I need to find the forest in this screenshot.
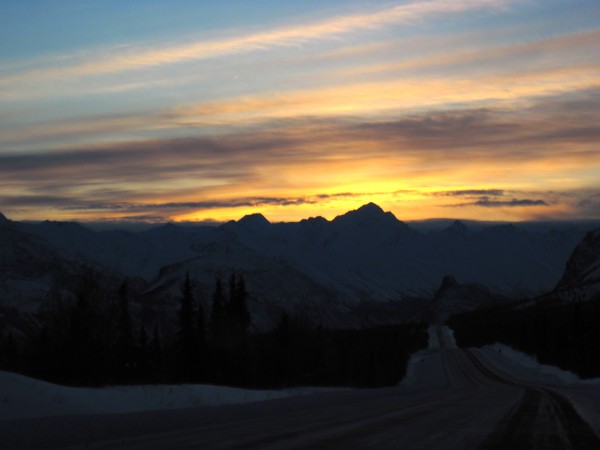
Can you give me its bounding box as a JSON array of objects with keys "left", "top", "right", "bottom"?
[
  {"left": 449, "top": 293, "right": 600, "bottom": 379},
  {"left": 0, "top": 271, "right": 428, "bottom": 388}
]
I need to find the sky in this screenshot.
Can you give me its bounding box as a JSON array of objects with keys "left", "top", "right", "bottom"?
[{"left": 1, "top": 0, "right": 599, "bottom": 224}]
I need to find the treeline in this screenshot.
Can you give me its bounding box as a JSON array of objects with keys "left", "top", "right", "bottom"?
[
  {"left": 448, "top": 294, "right": 600, "bottom": 378},
  {"left": 0, "top": 272, "right": 428, "bottom": 388}
]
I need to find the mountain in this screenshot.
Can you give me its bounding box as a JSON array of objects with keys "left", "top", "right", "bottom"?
[
  {"left": 20, "top": 220, "right": 217, "bottom": 280},
  {"left": 553, "top": 228, "right": 600, "bottom": 301},
  {"left": 442, "top": 220, "right": 469, "bottom": 237},
  {"left": 0, "top": 219, "right": 102, "bottom": 315},
  {"left": 332, "top": 202, "right": 407, "bottom": 231},
  {"left": 0, "top": 206, "right": 596, "bottom": 330},
  {"left": 143, "top": 231, "right": 345, "bottom": 331},
  {"left": 423, "top": 275, "right": 508, "bottom": 324},
  {"left": 237, "top": 213, "right": 270, "bottom": 230}
]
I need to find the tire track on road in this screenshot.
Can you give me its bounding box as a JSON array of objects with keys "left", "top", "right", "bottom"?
[{"left": 464, "top": 348, "right": 600, "bottom": 449}]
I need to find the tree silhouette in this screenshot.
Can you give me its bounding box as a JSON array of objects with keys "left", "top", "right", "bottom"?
[
  {"left": 116, "top": 281, "right": 133, "bottom": 380},
  {"left": 177, "top": 273, "right": 197, "bottom": 371},
  {"left": 232, "top": 274, "right": 251, "bottom": 337},
  {"left": 117, "top": 282, "right": 133, "bottom": 348},
  {"left": 210, "top": 275, "right": 226, "bottom": 343}
]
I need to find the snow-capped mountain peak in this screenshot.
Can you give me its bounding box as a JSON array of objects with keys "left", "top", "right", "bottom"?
[{"left": 1, "top": 205, "right": 595, "bottom": 328}]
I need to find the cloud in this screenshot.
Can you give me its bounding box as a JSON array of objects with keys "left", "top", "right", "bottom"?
[
  {"left": 1, "top": 86, "right": 599, "bottom": 222},
  {"left": 471, "top": 198, "right": 548, "bottom": 207},
  {"left": 573, "top": 192, "right": 600, "bottom": 218},
  {"left": 3, "top": 56, "right": 600, "bottom": 153},
  {"left": 59, "top": 196, "right": 316, "bottom": 212},
  {"left": 0, "top": 191, "right": 334, "bottom": 212},
  {"left": 0, "top": 0, "right": 512, "bottom": 87},
  {"left": 0, "top": 189, "right": 393, "bottom": 221},
  {"left": 446, "top": 197, "right": 548, "bottom": 208},
  {"left": 336, "top": 29, "right": 600, "bottom": 80},
  {"left": 0, "top": 92, "right": 597, "bottom": 196},
  {"left": 0, "top": 195, "right": 74, "bottom": 207},
  {"left": 434, "top": 189, "right": 549, "bottom": 208},
  {"left": 434, "top": 189, "right": 505, "bottom": 197}
]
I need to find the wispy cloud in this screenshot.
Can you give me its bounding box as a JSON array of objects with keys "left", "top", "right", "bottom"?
[
  {"left": 0, "top": 0, "right": 512, "bottom": 87},
  {"left": 1, "top": 88, "right": 598, "bottom": 190},
  {"left": 451, "top": 197, "right": 548, "bottom": 207},
  {"left": 9, "top": 64, "right": 595, "bottom": 152},
  {"left": 2, "top": 84, "right": 599, "bottom": 222},
  {"left": 434, "top": 189, "right": 505, "bottom": 197},
  {"left": 0, "top": 192, "right": 380, "bottom": 222}
]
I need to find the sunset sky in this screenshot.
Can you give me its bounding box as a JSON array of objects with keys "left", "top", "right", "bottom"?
[{"left": 1, "top": 0, "right": 599, "bottom": 224}]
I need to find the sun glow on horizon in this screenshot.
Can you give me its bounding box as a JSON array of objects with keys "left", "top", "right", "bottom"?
[{"left": 1, "top": 1, "right": 599, "bottom": 223}]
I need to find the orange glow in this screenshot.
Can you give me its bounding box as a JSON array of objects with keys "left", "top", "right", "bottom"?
[
  {"left": 2, "top": 1, "right": 599, "bottom": 224},
  {"left": 175, "top": 70, "right": 600, "bottom": 127}
]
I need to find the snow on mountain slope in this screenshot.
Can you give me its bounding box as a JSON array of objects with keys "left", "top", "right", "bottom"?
[
  {"left": 0, "top": 220, "right": 90, "bottom": 312},
  {"left": 554, "top": 227, "right": 600, "bottom": 301},
  {"left": 423, "top": 275, "right": 509, "bottom": 324},
  {"left": 144, "top": 230, "right": 346, "bottom": 331},
  {"left": 21, "top": 221, "right": 217, "bottom": 280},
  {"left": 0, "top": 206, "right": 591, "bottom": 324},
  {"left": 227, "top": 204, "right": 584, "bottom": 300},
  {"left": 225, "top": 204, "right": 428, "bottom": 301}
]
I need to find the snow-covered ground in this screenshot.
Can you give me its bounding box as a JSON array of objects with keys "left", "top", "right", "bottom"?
[
  {"left": 2, "top": 327, "right": 600, "bottom": 449},
  {"left": 0, "top": 326, "right": 448, "bottom": 422},
  {"left": 3, "top": 326, "right": 595, "bottom": 422},
  {"left": 476, "top": 343, "right": 600, "bottom": 387},
  {"left": 0, "top": 371, "right": 339, "bottom": 421},
  {"left": 473, "top": 342, "right": 600, "bottom": 434}
]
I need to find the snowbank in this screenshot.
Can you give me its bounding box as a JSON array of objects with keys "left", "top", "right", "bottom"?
[
  {"left": 476, "top": 344, "right": 600, "bottom": 387},
  {"left": 0, "top": 371, "right": 337, "bottom": 421},
  {"left": 475, "top": 343, "right": 600, "bottom": 433}
]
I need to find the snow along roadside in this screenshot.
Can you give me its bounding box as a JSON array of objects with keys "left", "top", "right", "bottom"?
[{"left": 0, "top": 371, "right": 341, "bottom": 421}]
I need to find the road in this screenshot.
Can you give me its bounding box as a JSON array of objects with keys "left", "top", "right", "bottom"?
[{"left": 3, "top": 327, "right": 600, "bottom": 449}]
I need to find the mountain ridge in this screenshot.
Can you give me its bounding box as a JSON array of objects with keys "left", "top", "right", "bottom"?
[{"left": 1, "top": 204, "right": 597, "bottom": 330}]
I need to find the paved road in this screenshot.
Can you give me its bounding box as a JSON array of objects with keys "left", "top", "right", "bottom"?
[{"left": 3, "top": 327, "right": 599, "bottom": 449}]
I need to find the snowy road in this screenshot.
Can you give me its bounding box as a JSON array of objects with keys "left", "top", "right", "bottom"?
[{"left": 3, "top": 327, "right": 600, "bottom": 449}]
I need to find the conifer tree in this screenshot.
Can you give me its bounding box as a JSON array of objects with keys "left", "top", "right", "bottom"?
[
  {"left": 151, "top": 323, "right": 163, "bottom": 380},
  {"left": 197, "top": 299, "right": 206, "bottom": 349},
  {"left": 210, "top": 275, "right": 226, "bottom": 342},
  {"left": 152, "top": 324, "right": 161, "bottom": 354},
  {"left": 117, "top": 281, "right": 133, "bottom": 352},
  {"left": 177, "top": 273, "right": 198, "bottom": 380},
  {"left": 5, "top": 331, "right": 17, "bottom": 371},
  {"left": 139, "top": 324, "right": 148, "bottom": 349},
  {"left": 234, "top": 274, "right": 251, "bottom": 334},
  {"left": 178, "top": 273, "right": 196, "bottom": 352}
]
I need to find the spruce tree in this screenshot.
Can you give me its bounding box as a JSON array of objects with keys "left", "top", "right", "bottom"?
[
  {"left": 234, "top": 274, "right": 251, "bottom": 335},
  {"left": 139, "top": 324, "right": 148, "bottom": 349},
  {"left": 117, "top": 282, "right": 133, "bottom": 352},
  {"left": 210, "top": 275, "right": 226, "bottom": 343},
  {"left": 197, "top": 299, "right": 206, "bottom": 349},
  {"left": 177, "top": 273, "right": 198, "bottom": 380},
  {"left": 151, "top": 324, "right": 163, "bottom": 381},
  {"left": 178, "top": 273, "right": 196, "bottom": 352},
  {"left": 5, "top": 331, "right": 17, "bottom": 371},
  {"left": 152, "top": 323, "right": 161, "bottom": 355}
]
